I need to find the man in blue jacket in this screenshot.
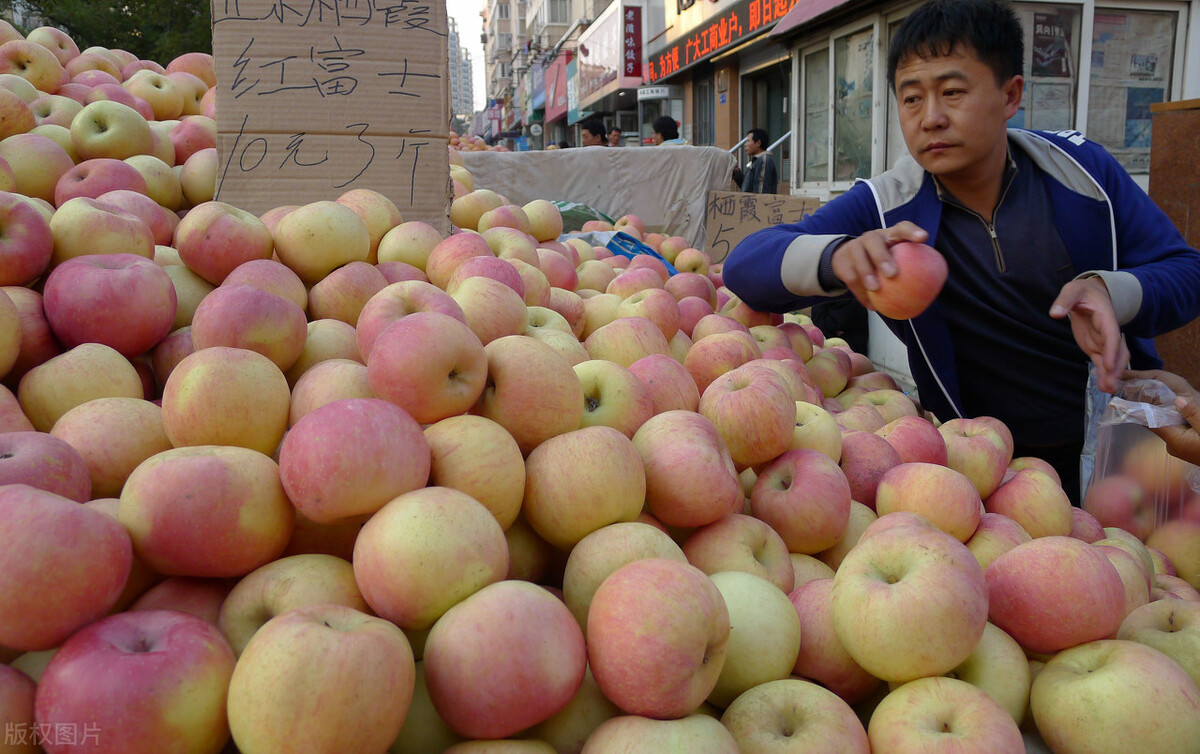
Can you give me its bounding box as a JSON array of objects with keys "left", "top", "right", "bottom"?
[{"left": 723, "top": 0, "right": 1200, "bottom": 502}]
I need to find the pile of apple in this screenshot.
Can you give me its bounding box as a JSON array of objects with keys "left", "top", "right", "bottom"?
[
  {"left": 449, "top": 132, "right": 507, "bottom": 154},
  {"left": 2, "top": 18, "right": 1200, "bottom": 754}
]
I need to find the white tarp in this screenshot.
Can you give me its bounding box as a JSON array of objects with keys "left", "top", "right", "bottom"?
[{"left": 459, "top": 146, "right": 737, "bottom": 250}]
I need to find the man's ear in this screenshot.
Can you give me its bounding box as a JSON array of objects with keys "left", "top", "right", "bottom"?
[{"left": 1002, "top": 74, "right": 1025, "bottom": 118}]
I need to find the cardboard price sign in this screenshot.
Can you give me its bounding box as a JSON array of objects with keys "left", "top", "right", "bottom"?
[
  {"left": 210, "top": 1, "right": 451, "bottom": 231},
  {"left": 704, "top": 191, "right": 820, "bottom": 262}
]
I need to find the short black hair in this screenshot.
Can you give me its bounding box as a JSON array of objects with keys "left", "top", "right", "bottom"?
[
  {"left": 556, "top": 140, "right": 571, "bottom": 149},
  {"left": 653, "top": 116, "right": 679, "bottom": 140},
  {"left": 887, "top": 0, "right": 1024, "bottom": 91},
  {"left": 581, "top": 119, "right": 606, "bottom": 139},
  {"left": 609, "top": 126, "right": 621, "bottom": 134},
  {"left": 747, "top": 128, "right": 769, "bottom": 147}
]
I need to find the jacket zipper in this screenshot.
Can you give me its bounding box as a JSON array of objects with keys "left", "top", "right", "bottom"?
[
  {"left": 961, "top": 174, "right": 1014, "bottom": 273},
  {"left": 986, "top": 223, "right": 1004, "bottom": 273}
]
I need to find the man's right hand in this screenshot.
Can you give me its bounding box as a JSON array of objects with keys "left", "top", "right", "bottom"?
[{"left": 831, "top": 222, "right": 930, "bottom": 308}]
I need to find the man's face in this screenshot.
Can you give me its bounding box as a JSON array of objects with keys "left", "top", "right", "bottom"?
[
  {"left": 746, "top": 134, "right": 762, "bottom": 156},
  {"left": 608, "top": 130, "right": 621, "bottom": 146},
  {"left": 581, "top": 129, "right": 603, "bottom": 147},
  {"left": 894, "top": 45, "right": 1023, "bottom": 184},
  {"left": 651, "top": 131, "right": 664, "bottom": 145}
]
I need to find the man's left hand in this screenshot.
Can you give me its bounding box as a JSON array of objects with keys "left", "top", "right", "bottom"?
[{"left": 1050, "top": 276, "right": 1129, "bottom": 393}]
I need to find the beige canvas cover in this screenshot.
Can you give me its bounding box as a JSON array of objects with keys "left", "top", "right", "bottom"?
[{"left": 459, "top": 146, "right": 737, "bottom": 250}]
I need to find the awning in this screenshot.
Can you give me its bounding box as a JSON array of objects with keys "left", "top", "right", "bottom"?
[{"left": 770, "top": 0, "right": 855, "bottom": 38}]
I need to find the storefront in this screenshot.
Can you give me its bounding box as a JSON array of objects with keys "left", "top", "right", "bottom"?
[
  {"left": 642, "top": 0, "right": 803, "bottom": 185},
  {"left": 543, "top": 51, "right": 572, "bottom": 147},
  {"left": 526, "top": 60, "right": 547, "bottom": 150},
  {"left": 576, "top": 2, "right": 645, "bottom": 143},
  {"left": 773, "top": 0, "right": 1199, "bottom": 194},
  {"left": 636, "top": 85, "right": 685, "bottom": 144}
]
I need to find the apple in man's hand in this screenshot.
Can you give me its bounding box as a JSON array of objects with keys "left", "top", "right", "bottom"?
[{"left": 866, "top": 241, "right": 948, "bottom": 320}]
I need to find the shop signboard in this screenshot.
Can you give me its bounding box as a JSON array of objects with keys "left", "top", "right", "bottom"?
[
  {"left": 544, "top": 52, "right": 570, "bottom": 122},
  {"left": 645, "top": 0, "right": 800, "bottom": 84},
  {"left": 578, "top": 2, "right": 643, "bottom": 108}
]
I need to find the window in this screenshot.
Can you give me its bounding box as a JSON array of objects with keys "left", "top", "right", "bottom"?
[
  {"left": 1086, "top": 8, "right": 1176, "bottom": 173},
  {"left": 800, "top": 25, "right": 875, "bottom": 185},
  {"left": 833, "top": 27, "right": 874, "bottom": 181},
  {"left": 499, "top": 33, "right": 512, "bottom": 50},
  {"left": 803, "top": 48, "right": 830, "bottom": 182},
  {"left": 549, "top": 0, "right": 569, "bottom": 24},
  {"left": 801, "top": 25, "right": 878, "bottom": 186},
  {"left": 694, "top": 74, "right": 715, "bottom": 146},
  {"left": 1011, "top": 4, "right": 1081, "bottom": 133},
  {"left": 498, "top": 3, "right": 510, "bottom": 20}
]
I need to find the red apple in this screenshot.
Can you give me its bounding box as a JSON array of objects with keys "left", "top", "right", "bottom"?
[
  {"left": 939, "top": 417, "right": 1012, "bottom": 499},
  {"left": 788, "top": 578, "right": 882, "bottom": 704},
  {"left": 425, "top": 580, "right": 586, "bottom": 739},
  {"left": 985, "top": 536, "right": 1126, "bottom": 653},
  {"left": 0, "top": 484, "right": 132, "bottom": 651},
  {"left": 279, "top": 398, "right": 430, "bottom": 524},
  {"left": 0, "top": 431, "right": 90, "bottom": 501},
  {"left": 0, "top": 190, "right": 54, "bottom": 286},
  {"left": 586, "top": 558, "right": 730, "bottom": 719},
  {"left": 174, "top": 201, "right": 275, "bottom": 285},
  {"left": 42, "top": 253, "right": 176, "bottom": 358},
  {"left": 753, "top": 449, "right": 852, "bottom": 554},
  {"left": 683, "top": 513, "right": 795, "bottom": 593},
  {"left": 875, "top": 462, "right": 982, "bottom": 542},
  {"left": 633, "top": 410, "right": 742, "bottom": 529},
  {"left": 189, "top": 284, "right": 308, "bottom": 372},
  {"left": 832, "top": 525, "right": 988, "bottom": 683},
  {"left": 34, "top": 610, "right": 235, "bottom": 754},
  {"left": 355, "top": 280, "right": 466, "bottom": 361},
  {"left": 865, "top": 241, "right": 948, "bottom": 319},
  {"left": 839, "top": 430, "right": 903, "bottom": 510}
]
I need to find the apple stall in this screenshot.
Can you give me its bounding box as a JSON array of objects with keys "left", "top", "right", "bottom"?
[{"left": 1, "top": 4, "right": 1200, "bottom": 754}]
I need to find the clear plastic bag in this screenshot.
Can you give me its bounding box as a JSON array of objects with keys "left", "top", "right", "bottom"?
[
  {"left": 1083, "top": 371, "right": 1199, "bottom": 539},
  {"left": 1099, "top": 378, "right": 1188, "bottom": 429}
]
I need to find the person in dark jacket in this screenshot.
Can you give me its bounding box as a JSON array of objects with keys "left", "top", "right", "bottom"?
[
  {"left": 722, "top": 0, "right": 1200, "bottom": 502},
  {"left": 580, "top": 119, "right": 607, "bottom": 147},
  {"left": 652, "top": 116, "right": 687, "bottom": 145},
  {"left": 740, "top": 128, "right": 779, "bottom": 193}
]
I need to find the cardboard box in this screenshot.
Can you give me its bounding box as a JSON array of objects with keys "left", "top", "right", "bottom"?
[
  {"left": 703, "top": 191, "right": 820, "bottom": 262},
  {"left": 210, "top": 1, "right": 451, "bottom": 231}
]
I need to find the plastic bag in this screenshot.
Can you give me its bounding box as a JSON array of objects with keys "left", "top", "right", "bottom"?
[
  {"left": 1083, "top": 371, "right": 1199, "bottom": 534},
  {"left": 550, "top": 201, "right": 616, "bottom": 234},
  {"left": 558, "top": 231, "right": 680, "bottom": 276},
  {"left": 1099, "top": 378, "right": 1188, "bottom": 429}
]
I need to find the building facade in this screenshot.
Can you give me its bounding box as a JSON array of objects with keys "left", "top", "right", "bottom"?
[
  {"left": 449, "top": 18, "right": 476, "bottom": 134},
  {"left": 481, "top": 0, "right": 1199, "bottom": 195},
  {"left": 483, "top": 0, "right": 529, "bottom": 143},
  {"left": 772, "top": 0, "right": 1200, "bottom": 197}
]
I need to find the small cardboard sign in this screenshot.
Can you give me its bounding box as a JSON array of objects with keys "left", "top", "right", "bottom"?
[
  {"left": 703, "top": 191, "right": 821, "bottom": 262},
  {"left": 210, "top": 1, "right": 451, "bottom": 231}
]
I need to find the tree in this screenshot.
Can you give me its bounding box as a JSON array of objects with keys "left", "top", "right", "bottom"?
[{"left": 2, "top": 0, "right": 211, "bottom": 66}]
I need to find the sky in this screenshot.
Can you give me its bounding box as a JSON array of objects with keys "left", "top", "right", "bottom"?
[{"left": 449, "top": 0, "right": 489, "bottom": 113}]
